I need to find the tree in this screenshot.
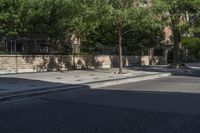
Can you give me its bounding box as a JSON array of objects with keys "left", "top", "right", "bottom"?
[
  {"left": 70, "top": 0, "right": 168, "bottom": 73},
  {"left": 100, "top": 0, "right": 168, "bottom": 73},
  {"left": 96, "top": 0, "right": 132, "bottom": 73},
  {"left": 0, "top": 0, "right": 25, "bottom": 37},
  {"left": 182, "top": 37, "right": 200, "bottom": 62},
  {"left": 190, "top": 12, "right": 200, "bottom": 37},
  {"left": 70, "top": 0, "right": 138, "bottom": 73},
  {"left": 162, "top": 0, "right": 200, "bottom": 67},
  {"left": 69, "top": 0, "right": 106, "bottom": 42}
]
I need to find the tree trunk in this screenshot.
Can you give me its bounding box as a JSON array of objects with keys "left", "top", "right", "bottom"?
[
  {"left": 118, "top": 26, "right": 123, "bottom": 74},
  {"left": 198, "top": 51, "right": 200, "bottom": 62},
  {"left": 173, "top": 31, "right": 181, "bottom": 65},
  {"left": 172, "top": 20, "right": 182, "bottom": 67}
]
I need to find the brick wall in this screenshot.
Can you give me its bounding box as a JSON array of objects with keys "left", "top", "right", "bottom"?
[{"left": 0, "top": 55, "right": 166, "bottom": 74}]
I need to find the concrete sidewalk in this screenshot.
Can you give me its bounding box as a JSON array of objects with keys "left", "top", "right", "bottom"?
[{"left": 0, "top": 68, "right": 171, "bottom": 103}]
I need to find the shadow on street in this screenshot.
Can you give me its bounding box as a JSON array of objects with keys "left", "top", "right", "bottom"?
[{"left": 0, "top": 73, "right": 200, "bottom": 133}]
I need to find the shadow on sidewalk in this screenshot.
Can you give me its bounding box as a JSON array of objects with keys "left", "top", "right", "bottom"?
[{"left": 0, "top": 77, "right": 90, "bottom": 100}]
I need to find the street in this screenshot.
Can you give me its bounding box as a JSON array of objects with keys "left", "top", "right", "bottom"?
[
  {"left": 0, "top": 75, "right": 200, "bottom": 133},
  {"left": 1, "top": 0, "right": 200, "bottom": 132}
]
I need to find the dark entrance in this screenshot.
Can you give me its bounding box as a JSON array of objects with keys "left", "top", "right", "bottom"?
[{"left": 167, "top": 50, "right": 173, "bottom": 64}]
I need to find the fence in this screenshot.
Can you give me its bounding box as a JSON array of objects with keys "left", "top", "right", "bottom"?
[
  {"left": 0, "top": 37, "right": 168, "bottom": 74},
  {"left": 0, "top": 37, "right": 153, "bottom": 56}
]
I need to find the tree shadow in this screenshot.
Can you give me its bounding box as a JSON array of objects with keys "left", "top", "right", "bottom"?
[
  {"left": 109, "top": 55, "right": 141, "bottom": 68},
  {"left": 20, "top": 54, "right": 104, "bottom": 72},
  {"left": 21, "top": 55, "right": 74, "bottom": 72}
]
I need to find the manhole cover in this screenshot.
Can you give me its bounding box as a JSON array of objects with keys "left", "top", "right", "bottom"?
[
  {"left": 93, "top": 78, "right": 99, "bottom": 80},
  {"left": 76, "top": 80, "right": 82, "bottom": 81}
]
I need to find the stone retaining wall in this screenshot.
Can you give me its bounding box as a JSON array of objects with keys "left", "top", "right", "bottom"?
[{"left": 0, "top": 55, "right": 166, "bottom": 74}]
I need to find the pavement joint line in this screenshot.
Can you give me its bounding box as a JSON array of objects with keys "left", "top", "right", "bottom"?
[{"left": 0, "top": 72, "right": 171, "bottom": 104}]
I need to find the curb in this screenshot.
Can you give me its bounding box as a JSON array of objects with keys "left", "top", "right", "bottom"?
[
  {"left": 86, "top": 73, "right": 171, "bottom": 88},
  {"left": 0, "top": 86, "right": 84, "bottom": 104},
  {"left": 0, "top": 73, "right": 171, "bottom": 104}
]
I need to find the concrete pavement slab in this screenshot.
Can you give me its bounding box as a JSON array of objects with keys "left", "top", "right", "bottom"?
[{"left": 0, "top": 69, "right": 171, "bottom": 103}]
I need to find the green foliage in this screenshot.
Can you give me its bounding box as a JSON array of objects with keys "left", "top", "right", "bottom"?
[
  {"left": 182, "top": 37, "right": 200, "bottom": 49},
  {"left": 77, "top": 0, "right": 168, "bottom": 55},
  {"left": 182, "top": 37, "right": 200, "bottom": 62},
  {"left": 164, "top": 0, "right": 200, "bottom": 33},
  {"left": 24, "top": 0, "right": 73, "bottom": 39},
  {"left": 191, "top": 12, "right": 200, "bottom": 36},
  {"left": 0, "top": 0, "right": 72, "bottom": 39},
  {"left": 0, "top": 0, "right": 23, "bottom": 36},
  {"left": 69, "top": 0, "right": 106, "bottom": 36},
  {"left": 152, "top": 0, "right": 200, "bottom": 64},
  {"left": 1, "top": 0, "right": 200, "bottom": 58}
]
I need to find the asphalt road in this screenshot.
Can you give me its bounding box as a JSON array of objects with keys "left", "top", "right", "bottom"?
[{"left": 0, "top": 75, "right": 200, "bottom": 133}]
